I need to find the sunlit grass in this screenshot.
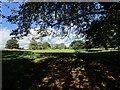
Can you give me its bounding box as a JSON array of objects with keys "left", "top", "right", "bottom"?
[
  {"left": 1, "top": 48, "right": 119, "bottom": 53},
  {"left": 32, "top": 49, "right": 76, "bottom": 53}
]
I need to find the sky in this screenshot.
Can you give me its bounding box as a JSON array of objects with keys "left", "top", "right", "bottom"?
[
  {"left": 0, "top": 2, "right": 83, "bottom": 49},
  {"left": 2, "top": 2, "right": 22, "bottom": 30}
]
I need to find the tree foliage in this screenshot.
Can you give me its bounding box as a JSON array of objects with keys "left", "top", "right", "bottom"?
[
  {"left": 5, "top": 38, "right": 19, "bottom": 49},
  {"left": 3, "top": 2, "right": 120, "bottom": 49},
  {"left": 51, "top": 43, "right": 67, "bottom": 49},
  {"left": 83, "top": 3, "right": 120, "bottom": 49},
  {"left": 29, "top": 40, "right": 38, "bottom": 50},
  {"left": 29, "top": 41, "right": 51, "bottom": 50},
  {"left": 41, "top": 42, "right": 51, "bottom": 49},
  {"left": 4, "top": 2, "right": 109, "bottom": 37},
  {"left": 70, "top": 40, "right": 85, "bottom": 50}
]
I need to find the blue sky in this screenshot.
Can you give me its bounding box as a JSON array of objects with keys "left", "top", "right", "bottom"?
[
  {"left": 0, "top": 2, "right": 84, "bottom": 49},
  {"left": 1, "top": 2, "right": 72, "bottom": 49},
  {"left": 2, "top": 2, "right": 22, "bottom": 31},
  {"left": 0, "top": 2, "right": 30, "bottom": 49}
]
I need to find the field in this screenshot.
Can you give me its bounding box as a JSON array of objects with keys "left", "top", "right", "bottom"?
[{"left": 2, "top": 49, "right": 120, "bottom": 89}]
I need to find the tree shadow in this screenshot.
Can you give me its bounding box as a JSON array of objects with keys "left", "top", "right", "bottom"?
[{"left": 2, "top": 51, "right": 120, "bottom": 89}]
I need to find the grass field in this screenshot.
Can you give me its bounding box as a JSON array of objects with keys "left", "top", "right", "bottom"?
[
  {"left": 1, "top": 49, "right": 81, "bottom": 53},
  {"left": 1, "top": 48, "right": 119, "bottom": 53},
  {"left": 2, "top": 49, "right": 120, "bottom": 89}
]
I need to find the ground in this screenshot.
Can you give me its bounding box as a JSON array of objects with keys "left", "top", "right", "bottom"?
[{"left": 2, "top": 49, "right": 120, "bottom": 89}]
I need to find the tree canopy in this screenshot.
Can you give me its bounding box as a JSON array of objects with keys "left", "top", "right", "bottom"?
[
  {"left": 70, "top": 40, "right": 85, "bottom": 50},
  {"left": 29, "top": 41, "right": 51, "bottom": 50},
  {"left": 41, "top": 42, "right": 51, "bottom": 49},
  {"left": 3, "top": 2, "right": 120, "bottom": 49},
  {"left": 5, "top": 38, "right": 19, "bottom": 49},
  {"left": 29, "top": 40, "right": 38, "bottom": 50},
  {"left": 51, "top": 43, "right": 67, "bottom": 49}
]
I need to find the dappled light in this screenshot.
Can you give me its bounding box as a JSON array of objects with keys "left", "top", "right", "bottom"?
[
  {"left": 2, "top": 51, "right": 120, "bottom": 89},
  {"left": 2, "top": 2, "right": 120, "bottom": 89}
]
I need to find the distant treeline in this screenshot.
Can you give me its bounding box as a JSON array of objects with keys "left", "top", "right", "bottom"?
[{"left": 5, "top": 38, "right": 119, "bottom": 50}]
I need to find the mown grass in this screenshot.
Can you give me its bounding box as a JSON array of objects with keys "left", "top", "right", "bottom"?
[
  {"left": 2, "top": 51, "right": 44, "bottom": 60},
  {"left": 1, "top": 49, "right": 77, "bottom": 53},
  {"left": 1, "top": 48, "right": 119, "bottom": 53},
  {"left": 2, "top": 49, "right": 120, "bottom": 89}
]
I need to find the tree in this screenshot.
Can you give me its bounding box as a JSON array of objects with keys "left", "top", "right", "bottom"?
[
  {"left": 29, "top": 40, "right": 38, "bottom": 50},
  {"left": 37, "top": 45, "right": 43, "bottom": 50},
  {"left": 70, "top": 40, "right": 85, "bottom": 50},
  {"left": 83, "top": 3, "right": 120, "bottom": 50},
  {"left": 29, "top": 41, "right": 51, "bottom": 50},
  {"left": 59, "top": 43, "right": 67, "bottom": 49},
  {"left": 41, "top": 42, "right": 51, "bottom": 49},
  {"left": 84, "top": 41, "right": 92, "bottom": 50},
  {"left": 54, "top": 44, "right": 61, "bottom": 49},
  {"left": 3, "top": 2, "right": 114, "bottom": 37},
  {"left": 83, "top": 20, "right": 117, "bottom": 50},
  {"left": 51, "top": 43, "right": 66, "bottom": 49},
  {"left": 5, "top": 38, "right": 19, "bottom": 49},
  {"left": 3, "top": 2, "right": 120, "bottom": 49}
]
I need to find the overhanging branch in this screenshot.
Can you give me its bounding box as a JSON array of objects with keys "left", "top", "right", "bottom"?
[{"left": 46, "top": 11, "right": 107, "bottom": 27}]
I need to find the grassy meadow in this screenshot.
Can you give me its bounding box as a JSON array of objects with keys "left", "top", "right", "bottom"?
[{"left": 2, "top": 49, "right": 120, "bottom": 89}]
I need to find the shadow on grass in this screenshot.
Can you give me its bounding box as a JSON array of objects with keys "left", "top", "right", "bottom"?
[
  {"left": 2, "top": 51, "right": 31, "bottom": 58},
  {"left": 2, "top": 51, "right": 120, "bottom": 89}
]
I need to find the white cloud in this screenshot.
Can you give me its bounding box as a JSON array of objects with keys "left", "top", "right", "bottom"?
[
  {"left": 18, "top": 37, "right": 30, "bottom": 49},
  {"left": 0, "top": 27, "right": 30, "bottom": 49},
  {"left": 0, "top": 27, "right": 11, "bottom": 49},
  {"left": 28, "top": 27, "right": 84, "bottom": 47},
  {"left": 0, "top": 27, "right": 84, "bottom": 49}
]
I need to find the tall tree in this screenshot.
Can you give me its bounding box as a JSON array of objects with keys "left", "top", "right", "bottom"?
[
  {"left": 41, "top": 42, "right": 51, "bottom": 49},
  {"left": 70, "top": 40, "right": 85, "bottom": 50},
  {"left": 5, "top": 38, "right": 19, "bottom": 49},
  {"left": 83, "top": 3, "right": 120, "bottom": 50},
  {"left": 83, "top": 19, "right": 117, "bottom": 50},
  {"left": 3, "top": 2, "right": 120, "bottom": 49},
  {"left": 59, "top": 43, "right": 67, "bottom": 49},
  {"left": 3, "top": 2, "right": 113, "bottom": 38},
  {"left": 29, "top": 40, "right": 38, "bottom": 50}
]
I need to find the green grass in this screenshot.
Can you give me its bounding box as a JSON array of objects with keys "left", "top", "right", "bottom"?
[
  {"left": 32, "top": 49, "right": 76, "bottom": 53},
  {"left": 1, "top": 48, "right": 119, "bottom": 53},
  {"left": 2, "top": 50, "right": 120, "bottom": 89},
  {"left": 2, "top": 51, "right": 44, "bottom": 60}
]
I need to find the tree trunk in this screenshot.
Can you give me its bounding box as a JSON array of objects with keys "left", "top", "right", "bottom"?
[
  {"left": 105, "top": 46, "right": 108, "bottom": 50},
  {"left": 104, "top": 41, "right": 108, "bottom": 50}
]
